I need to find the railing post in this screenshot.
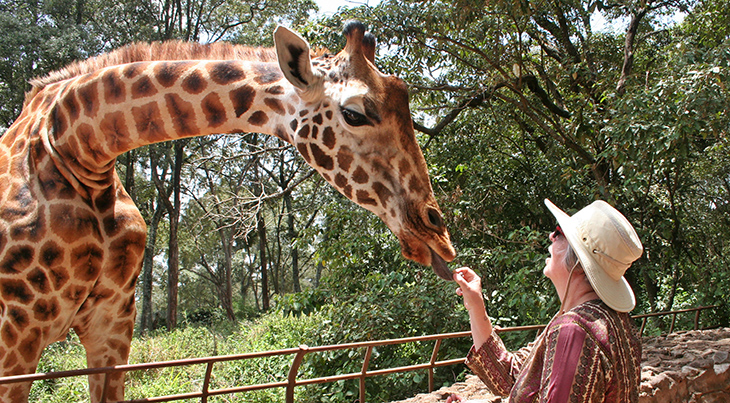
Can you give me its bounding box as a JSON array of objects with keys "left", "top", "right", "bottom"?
[
  {"left": 286, "top": 345, "right": 309, "bottom": 403},
  {"left": 694, "top": 309, "right": 701, "bottom": 330},
  {"left": 200, "top": 361, "right": 215, "bottom": 403},
  {"left": 101, "top": 373, "right": 109, "bottom": 403},
  {"left": 429, "top": 339, "right": 442, "bottom": 392},
  {"left": 670, "top": 313, "right": 677, "bottom": 334},
  {"left": 360, "top": 346, "right": 373, "bottom": 403}
]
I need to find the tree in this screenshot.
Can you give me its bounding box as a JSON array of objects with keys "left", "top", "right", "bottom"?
[{"left": 315, "top": 0, "right": 728, "bottom": 325}]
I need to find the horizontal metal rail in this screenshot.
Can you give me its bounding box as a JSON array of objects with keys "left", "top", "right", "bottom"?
[{"left": 0, "top": 305, "right": 718, "bottom": 403}]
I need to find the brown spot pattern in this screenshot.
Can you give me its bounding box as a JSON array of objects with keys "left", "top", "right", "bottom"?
[
  {"left": 342, "top": 184, "right": 353, "bottom": 199},
  {"left": 78, "top": 81, "right": 99, "bottom": 117},
  {"left": 32, "top": 298, "right": 60, "bottom": 321},
  {"left": 70, "top": 243, "right": 103, "bottom": 282},
  {"left": 76, "top": 124, "right": 110, "bottom": 164},
  {"left": 334, "top": 173, "right": 348, "bottom": 188},
  {"left": 26, "top": 268, "right": 50, "bottom": 293},
  {"left": 165, "top": 94, "right": 199, "bottom": 137},
  {"left": 356, "top": 190, "right": 377, "bottom": 206},
  {"left": 310, "top": 144, "right": 333, "bottom": 170},
  {"left": 409, "top": 176, "right": 424, "bottom": 195},
  {"left": 10, "top": 212, "right": 46, "bottom": 242},
  {"left": 62, "top": 285, "right": 87, "bottom": 305},
  {"left": 132, "top": 102, "right": 168, "bottom": 143},
  {"left": 248, "top": 111, "right": 268, "bottom": 126},
  {"left": 63, "top": 92, "right": 80, "bottom": 123},
  {"left": 122, "top": 63, "right": 141, "bottom": 79},
  {"left": 202, "top": 93, "right": 227, "bottom": 127},
  {"left": 102, "top": 71, "right": 126, "bottom": 104},
  {"left": 253, "top": 63, "right": 283, "bottom": 84},
  {"left": 398, "top": 158, "right": 412, "bottom": 176},
  {"left": 49, "top": 204, "right": 100, "bottom": 244},
  {"left": 155, "top": 62, "right": 187, "bottom": 87},
  {"left": 0, "top": 280, "right": 33, "bottom": 304},
  {"left": 210, "top": 62, "right": 245, "bottom": 84},
  {"left": 352, "top": 166, "right": 369, "bottom": 184},
  {"left": 0, "top": 245, "right": 34, "bottom": 274},
  {"left": 373, "top": 182, "right": 394, "bottom": 210},
  {"left": 337, "top": 147, "right": 354, "bottom": 172},
  {"left": 230, "top": 85, "right": 255, "bottom": 117},
  {"left": 182, "top": 70, "right": 207, "bottom": 94},
  {"left": 18, "top": 327, "right": 41, "bottom": 362},
  {"left": 2, "top": 323, "right": 17, "bottom": 347},
  {"left": 322, "top": 127, "right": 335, "bottom": 149},
  {"left": 51, "top": 107, "right": 67, "bottom": 141},
  {"left": 298, "top": 125, "right": 310, "bottom": 139},
  {"left": 265, "top": 85, "right": 284, "bottom": 95},
  {"left": 100, "top": 111, "right": 133, "bottom": 154},
  {"left": 264, "top": 98, "right": 285, "bottom": 115},
  {"left": 131, "top": 76, "right": 158, "bottom": 99},
  {"left": 296, "top": 143, "right": 311, "bottom": 164},
  {"left": 8, "top": 307, "right": 28, "bottom": 331}
]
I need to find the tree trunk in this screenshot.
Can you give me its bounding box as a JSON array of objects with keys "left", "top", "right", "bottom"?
[
  {"left": 257, "top": 210, "right": 269, "bottom": 311},
  {"left": 220, "top": 228, "right": 235, "bottom": 320},
  {"left": 123, "top": 150, "right": 136, "bottom": 203},
  {"left": 285, "top": 193, "right": 301, "bottom": 293},
  {"left": 166, "top": 141, "right": 185, "bottom": 331},
  {"left": 140, "top": 198, "right": 166, "bottom": 334}
]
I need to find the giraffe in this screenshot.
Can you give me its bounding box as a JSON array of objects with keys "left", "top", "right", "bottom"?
[{"left": 0, "top": 21, "right": 455, "bottom": 402}]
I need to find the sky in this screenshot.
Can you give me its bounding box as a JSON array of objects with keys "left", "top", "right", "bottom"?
[{"left": 314, "top": 0, "right": 381, "bottom": 17}]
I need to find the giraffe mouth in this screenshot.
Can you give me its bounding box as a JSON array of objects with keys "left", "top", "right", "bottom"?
[{"left": 430, "top": 249, "right": 453, "bottom": 281}]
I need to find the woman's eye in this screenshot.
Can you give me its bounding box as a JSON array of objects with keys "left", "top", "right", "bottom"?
[{"left": 341, "top": 108, "right": 369, "bottom": 127}]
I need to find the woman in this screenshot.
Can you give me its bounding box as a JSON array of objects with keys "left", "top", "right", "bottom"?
[{"left": 451, "top": 199, "right": 643, "bottom": 402}]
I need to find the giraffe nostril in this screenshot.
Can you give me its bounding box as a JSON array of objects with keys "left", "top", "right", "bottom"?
[{"left": 427, "top": 208, "right": 444, "bottom": 229}]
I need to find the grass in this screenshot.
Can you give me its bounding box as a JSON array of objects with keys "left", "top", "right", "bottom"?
[{"left": 29, "top": 312, "right": 320, "bottom": 402}]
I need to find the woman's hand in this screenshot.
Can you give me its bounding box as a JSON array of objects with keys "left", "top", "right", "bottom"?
[
  {"left": 454, "top": 267, "right": 485, "bottom": 313},
  {"left": 454, "top": 267, "right": 493, "bottom": 348}
]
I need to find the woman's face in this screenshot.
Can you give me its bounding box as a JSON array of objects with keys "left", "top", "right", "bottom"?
[{"left": 544, "top": 227, "right": 571, "bottom": 286}]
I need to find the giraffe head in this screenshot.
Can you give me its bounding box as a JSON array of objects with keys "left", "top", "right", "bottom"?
[{"left": 274, "top": 22, "right": 456, "bottom": 279}]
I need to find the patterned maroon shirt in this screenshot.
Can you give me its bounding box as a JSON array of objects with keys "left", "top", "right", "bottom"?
[{"left": 465, "top": 300, "right": 641, "bottom": 402}]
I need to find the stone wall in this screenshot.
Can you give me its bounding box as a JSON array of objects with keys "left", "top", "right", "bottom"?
[
  {"left": 640, "top": 328, "right": 730, "bottom": 403},
  {"left": 394, "top": 327, "right": 730, "bottom": 403}
]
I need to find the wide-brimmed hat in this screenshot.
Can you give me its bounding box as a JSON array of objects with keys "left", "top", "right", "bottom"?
[{"left": 544, "top": 199, "right": 643, "bottom": 312}]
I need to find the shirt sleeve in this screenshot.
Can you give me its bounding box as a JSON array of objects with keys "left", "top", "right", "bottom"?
[
  {"left": 464, "top": 331, "right": 535, "bottom": 396},
  {"left": 539, "top": 321, "right": 607, "bottom": 403}
]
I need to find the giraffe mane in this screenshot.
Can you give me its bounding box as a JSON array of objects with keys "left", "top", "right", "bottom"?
[{"left": 24, "top": 40, "right": 328, "bottom": 107}]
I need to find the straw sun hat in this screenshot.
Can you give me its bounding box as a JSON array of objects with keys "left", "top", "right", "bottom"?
[{"left": 544, "top": 199, "right": 643, "bottom": 313}]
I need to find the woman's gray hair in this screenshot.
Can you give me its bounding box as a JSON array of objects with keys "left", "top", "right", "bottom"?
[{"left": 564, "top": 243, "right": 581, "bottom": 271}]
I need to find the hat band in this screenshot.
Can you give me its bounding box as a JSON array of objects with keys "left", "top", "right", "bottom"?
[
  {"left": 592, "top": 248, "right": 633, "bottom": 281},
  {"left": 592, "top": 249, "right": 633, "bottom": 267}
]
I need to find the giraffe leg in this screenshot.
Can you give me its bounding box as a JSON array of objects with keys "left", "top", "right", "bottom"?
[
  {"left": 73, "top": 293, "right": 136, "bottom": 403},
  {"left": 0, "top": 305, "right": 47, "bottom": 403}
]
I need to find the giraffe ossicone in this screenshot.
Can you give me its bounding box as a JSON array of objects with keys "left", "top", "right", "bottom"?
[{"left": 0, "top": 21, "right": 455, "bottom": 402}]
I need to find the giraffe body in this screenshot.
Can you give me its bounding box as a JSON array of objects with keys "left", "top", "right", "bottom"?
[{"left": 0, "top": 22, "right": 455, "bottom": 402}]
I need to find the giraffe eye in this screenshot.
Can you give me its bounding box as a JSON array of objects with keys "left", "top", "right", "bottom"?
[{"left": 341, "top": 107, "right": 369, "bottom": 127}]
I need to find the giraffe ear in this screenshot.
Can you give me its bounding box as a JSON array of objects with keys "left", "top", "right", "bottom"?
[{"left": 274, "top": 25, "right": 316, "bottom": 91}]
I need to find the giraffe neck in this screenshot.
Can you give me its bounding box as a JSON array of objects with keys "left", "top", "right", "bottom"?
[{"left": 37, "top": 59, "right": 311, "bottom": 193}]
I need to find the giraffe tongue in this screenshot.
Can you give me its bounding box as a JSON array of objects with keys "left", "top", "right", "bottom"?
[{"left": 430, "top": 249, "right": 453, "bottom": 281}]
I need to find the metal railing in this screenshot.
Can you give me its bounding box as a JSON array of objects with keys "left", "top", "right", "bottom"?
[
  {"left": 633, "top": 305, "right": 720, "bottom": 336},
  {"left": 0, "top": 305, "right": 719, "bottom": 403}
]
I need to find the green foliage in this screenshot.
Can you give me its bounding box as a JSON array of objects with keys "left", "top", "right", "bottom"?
[
  {"left": 32, "top": 314, "right": 321, "bottom": 402},
  {"left": 6, "top": 0, "right": 730, "bottom": 401},
  {"left": 30, "top": 333, "right": 88, "bottom": 402}
]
